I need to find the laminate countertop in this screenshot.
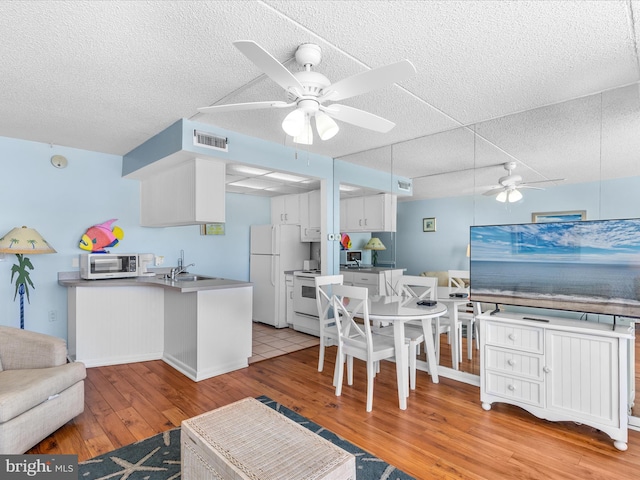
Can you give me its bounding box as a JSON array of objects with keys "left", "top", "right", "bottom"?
[{"left": 57, "top": 271, "right": 251, "bottom": 293}]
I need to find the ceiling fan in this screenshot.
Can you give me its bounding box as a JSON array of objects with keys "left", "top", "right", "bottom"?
[
  {"left": 483, "top": 162, "right": 565, "bottom": 203},
  {"left": 198, "top": 40, "right": 416, "bottom": 145}
]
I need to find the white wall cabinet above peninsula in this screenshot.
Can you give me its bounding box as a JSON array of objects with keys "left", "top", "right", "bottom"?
[
  {"left": 340, "top": 194, "right": 397, "bottom": 232},
  {"left": 140, "top": 157, "right": 225, "bottom": 227}
]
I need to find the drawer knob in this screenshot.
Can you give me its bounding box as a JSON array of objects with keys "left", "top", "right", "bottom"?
[
  {"left": 508, "top": 384, "right": 516, "bottom": 391},
  {"left": 507, "top": 359, "right": 516, "bottom": 366},
  {"left": 508, "top": 333, "right": 517, "bottom": 341}
]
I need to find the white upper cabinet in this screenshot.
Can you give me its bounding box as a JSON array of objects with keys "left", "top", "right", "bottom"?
[
  {"left": 340, "top": 194, "right": 397, "bottom": 232},
  {"left": 140, "top": 158, "right": 225, "bottom": 227},
  {"left": 300, "top": 190, "right": 321, "bottom": 242},
  {"left": 271, "top": 194, "right": 301, "bottom": 225}
]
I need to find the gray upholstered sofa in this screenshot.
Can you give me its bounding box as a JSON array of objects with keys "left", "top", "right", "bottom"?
[{"left": 0, "top": 326, "right": 86, "bottom": 453}]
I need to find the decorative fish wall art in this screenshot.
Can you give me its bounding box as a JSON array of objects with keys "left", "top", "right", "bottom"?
[{"left": 79, "top": 219, "right": 124, "bottom": 253}]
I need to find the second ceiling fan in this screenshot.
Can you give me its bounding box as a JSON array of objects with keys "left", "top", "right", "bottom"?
[
  {"left": 483, "top": 162, "right": 565, "bottom": 203},
  {"left": 198, "top": 40, "right": 416, "bottom": 145}
]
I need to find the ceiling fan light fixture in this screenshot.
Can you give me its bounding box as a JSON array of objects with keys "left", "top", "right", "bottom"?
[
  {"left": 315, "top": 111, "right": 339, "bottom": 140},
  {"left": 496, "top": 191, "right": 507, "bottom": 203},
  {"left": 282, "top": 108, "right": 305, "bottom": 136},
  {"left": 293, "top": 115, "right": 313, "bottom": 145},
  {"left": 509, "top": 189, "right": 523, "bottom": 202}
]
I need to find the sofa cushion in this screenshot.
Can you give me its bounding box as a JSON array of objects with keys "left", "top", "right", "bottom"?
[
  {"left": 0, "top": 362, "right": 86, "bottom": 423},
  {"left": 0, "top": 327, "right": 67, "bottom": 370}
]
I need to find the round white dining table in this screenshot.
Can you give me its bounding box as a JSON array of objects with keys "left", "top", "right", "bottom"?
[{"left": 367, "top": 295, "right": 448, "bottom": 410}]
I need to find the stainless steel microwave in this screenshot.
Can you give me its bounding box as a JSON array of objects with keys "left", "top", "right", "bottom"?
[{"left": 80, "top": 253, "right": 139, "bottom": 279}]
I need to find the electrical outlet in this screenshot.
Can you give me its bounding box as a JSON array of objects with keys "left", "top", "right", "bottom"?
[
  {"left": 71, "top": 257, "right": 79, "bottom": 268},
  {"left": 48, "top": 310, "right": 57, "bottom": 322},
  {"left": 155, "top": 255, "right": 164, "bottom": 266}
]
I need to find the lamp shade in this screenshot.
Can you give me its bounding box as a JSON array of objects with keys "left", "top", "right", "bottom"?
[
  {"left": 315, "top": 112, "right": 339, "bottom": 140},
  {"left": 0, "top": 226, "right": 56, "bottom": 254},
  {"left": 508, "top": 189, "right": 523, "bottom": 202},
  {"left": 282, "top": 108, "right": 305, "bottom": 137},
  {"left": 293, "top": 115, "right": 313, "bottom": 145},
  {"left": 364, "top": 237, "right": 386, "bottom": 251}
]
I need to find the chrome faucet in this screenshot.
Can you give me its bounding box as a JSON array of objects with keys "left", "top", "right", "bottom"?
[
  {"left": 170, "top": 263, "right": 195, "bottom": 280},
  {"left": 170, "top": 250, "right": 193, "bottom": 279}
]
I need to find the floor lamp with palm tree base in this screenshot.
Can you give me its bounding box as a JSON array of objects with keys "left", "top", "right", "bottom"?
[{"left": 0, "top": 226, "right": 56, "bottom": 329}]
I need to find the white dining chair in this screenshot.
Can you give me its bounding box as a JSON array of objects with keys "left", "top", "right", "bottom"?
[
  {"left": 331, "top": 284, "right": 409, "bottom": 412},
  {"left": 375, "top": 275, "right": 439, "bottom": 390},
  {"left": 314, "top": 275, "right": 344, "bottom": 376}
]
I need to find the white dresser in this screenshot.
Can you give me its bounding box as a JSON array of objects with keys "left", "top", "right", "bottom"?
[{"left": 477, "top": 312, "right": 634, "bottom": 451}]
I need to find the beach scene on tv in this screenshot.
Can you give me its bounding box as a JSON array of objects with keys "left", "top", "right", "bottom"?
[{"left": 470, "top": 218, "right": 640, "bottom": 318}]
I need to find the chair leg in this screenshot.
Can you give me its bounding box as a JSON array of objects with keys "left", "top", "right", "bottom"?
[
  {"left": 347, "top": 356, "right": 354, "bottom": 385},
  {"left": 366, "top": 359, "right": 375, "bottom": 412},
  {"left": 409, "top": 341, "right": 418, "bottom": 391},
  {"left": 318, "top": 337, "right": 325, "bottom": 372},
  {"left": 335, "top": 349, "right": 344, "bottom": 397},
  {"left": 467, "top": 322, "right": 473, "bottom": 360}
]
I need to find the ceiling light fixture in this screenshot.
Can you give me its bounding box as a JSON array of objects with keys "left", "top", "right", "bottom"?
[
  {"left": 293, "top": 113, "right": 313, "bottom": 145},
  {"left": 314, "top": 111, "right": 339, "bottom": 140},
  {"left": 496, "top": 187, "right": 523, "bottom": 203}
]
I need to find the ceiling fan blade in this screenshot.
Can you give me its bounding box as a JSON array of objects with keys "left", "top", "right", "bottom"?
[
  {"left": 233, "top": 40, "right": 304, "bottom": 94},
  {"left": 522, "top": 178, "right": 566, "bottom": 185},
  {"left": 322, "top": 104, "right": 395, "bottom": 133},
  {"left": 482, "top": 187, "right": 503, "bottom": 197},
  {"left": 518, "top": 185, "right": 544, "bottom": 191},
  {"left": 198, "top": 101, "right": 293, "bottom": 113},
  {"left": 319, "top": 59, "right": 416, "bottom": 102}
]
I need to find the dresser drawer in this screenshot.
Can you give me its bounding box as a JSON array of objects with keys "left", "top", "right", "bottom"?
[
  {"left": 351, "top": 274, "right": 378, "bottom": 286},
  {"left": 485, "top": 346, "right": 543, "bottom": 381},
  {"left": 485, "top": 372, "right": 544, "bottom": 407},
  {"left": 484, "top": 321, "right": 544, "bottom": 353}
]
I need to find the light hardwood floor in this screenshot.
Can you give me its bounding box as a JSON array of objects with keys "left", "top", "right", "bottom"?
[{"left": 28, "top": 339, "right": 640, "bottom": 479}]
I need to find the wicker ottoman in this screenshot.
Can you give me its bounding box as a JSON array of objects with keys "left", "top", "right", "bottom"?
[{"left": 181, "top": 397, "right": 356, "bottom": 480}]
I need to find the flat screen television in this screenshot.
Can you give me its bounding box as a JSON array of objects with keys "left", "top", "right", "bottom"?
[{"left": 470, "top": 218, "right": 640, "bottom": 318}]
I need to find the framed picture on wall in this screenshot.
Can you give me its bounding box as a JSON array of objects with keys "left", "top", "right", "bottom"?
[
  {"left": 200, "top": 223, "right": 225, "bottom": 235},
  {"left": 423, "top": 217, "right": 436, "bottom": 232},
  {"left": 531, "top": 210, "right": 586, "bottom": 223}
]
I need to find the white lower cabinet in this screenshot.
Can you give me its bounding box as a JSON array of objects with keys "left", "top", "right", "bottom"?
[
  {"left": 478, "top": 312, "right": 633, "bottom": 451},
  {"left": 341, "top": 269, "right": 403, "bottom": 296}
]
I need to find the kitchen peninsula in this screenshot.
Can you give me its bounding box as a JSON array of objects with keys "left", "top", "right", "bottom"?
[{"left": 59, "top": 273, "right": 252, "bottom": 381}]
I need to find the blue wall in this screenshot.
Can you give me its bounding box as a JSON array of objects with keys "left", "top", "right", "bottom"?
[
  {"left": 0, "top": 136, "right": 270, "bottom": 338},
  {"left": 396, "top": 177, "right": 640, "bottom": 275},
  {"left": 4, "top": 126, "right": 640, "bottom": 339}
]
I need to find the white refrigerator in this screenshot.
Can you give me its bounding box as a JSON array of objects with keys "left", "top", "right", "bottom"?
[{"left": 250, "top": 224, "right": 309, "bottom": 328}]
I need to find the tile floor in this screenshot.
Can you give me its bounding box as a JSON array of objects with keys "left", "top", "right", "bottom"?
[{"left": 250, "top": 322, "right": 320, "bottom": 364}]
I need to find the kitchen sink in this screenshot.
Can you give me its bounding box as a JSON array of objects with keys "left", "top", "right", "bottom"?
[{"left": 168, "top": 274, "right": 218, "bottom": 282}]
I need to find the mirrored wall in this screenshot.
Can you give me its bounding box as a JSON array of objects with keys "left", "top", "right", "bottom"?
[{"left": 335, "top": 84, "right": 640, "bottom": 398}]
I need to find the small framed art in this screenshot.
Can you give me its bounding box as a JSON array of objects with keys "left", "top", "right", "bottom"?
[
  {"left": 200, "top": 223, "right": 225, "bottom": 235},
  {"left": 423, "top": 217, "right": 436, "bottom": 232},
  {"left": 531, "top": 210, "right": 586, "bottom": 223}
]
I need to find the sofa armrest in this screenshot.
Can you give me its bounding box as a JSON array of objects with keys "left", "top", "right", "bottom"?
[{"left": 0, "top": 326, "right": 68, "bottom": 370}]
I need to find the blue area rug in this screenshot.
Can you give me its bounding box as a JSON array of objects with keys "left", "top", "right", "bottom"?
[{"left": 78, "top": 395, "right": 415, "bottom": 479}]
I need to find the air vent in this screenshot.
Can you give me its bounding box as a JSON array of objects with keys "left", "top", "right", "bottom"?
[
  {"left": 193, "top": 130, "right": 228, "bottom": 152},
  {"left": 397, "top": 180, "right": 412, "bottom": 192}
]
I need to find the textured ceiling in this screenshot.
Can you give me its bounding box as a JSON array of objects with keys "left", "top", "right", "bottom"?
[{"left": 1, "top": 1, "right": 639, "bottom": 200}]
